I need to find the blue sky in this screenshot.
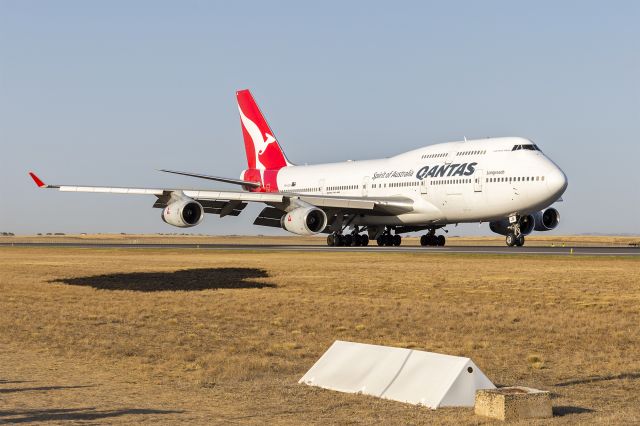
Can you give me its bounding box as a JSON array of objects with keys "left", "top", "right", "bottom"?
[{"left": 1, "top": 1, "right": 638, "bottom": 235}]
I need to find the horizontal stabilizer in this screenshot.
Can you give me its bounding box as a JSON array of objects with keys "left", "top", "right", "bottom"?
[{"left": 159, "top": 169, "right": 261, "bottom": 188}]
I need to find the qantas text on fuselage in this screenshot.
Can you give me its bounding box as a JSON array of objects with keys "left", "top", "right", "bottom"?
[{"left": 30, "top": 89, "right": 568, "bottom": 247}]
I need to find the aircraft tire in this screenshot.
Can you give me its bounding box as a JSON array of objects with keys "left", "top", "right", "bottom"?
[
  {"left": 377, "top": 236, "right": 384, "bottom": 246},
  {"left": 361, "top": 235, "right": 369, "bottom": 246},
  {"left": 353, "top": 234, "right": 362, "bottom": 246},
  {"left": 506, "top": 233, "right": 516, "bottom": 247},
  {"left": 343, "top": 234, "right": 353, "bottom": 246},
  {"left": 420, "top": 235, "right": 427, "bottom": 246},
  {"left": 327, "top": 234, "right": 335, "bottom": 246},
  {"left": 516, "top": 235, "right": 525, "bottom": 246},
  {"left": 393, "top": 235, "right": 402, "bottom": 246},
  {"left": 436, "top": 235, "right": 446, "bottom": 246}
]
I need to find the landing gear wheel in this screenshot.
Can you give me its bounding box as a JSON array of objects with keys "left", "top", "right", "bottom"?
[
  {"left": 515, "top": 235, "right": 525, "bottom": 247},
  {"left": 384, "top": 235, "right": 394, "bottom": 246},
  {"left": 393, "top": 235, "right": 402, "bottom": 246},
  {"left": 377, "top": 236, "right": 384, "bottom": 246},
  {"left": 506, "top": 233, "right": 517, "bottom": 247},
  {"left": 343, "top": 234, "right": 353, "bottom": 247},
  {"left": 361, "top": 235, "right": 369, "bottom": 246},
  {"left": 352, "top": 234, "right": 362, "bottom": 247},
  {"left": 327, "top": 234, "right": 335, "bottom": 246},
  {"left": 436, "top": 235, "right": 446, "bottom": 246},
  {"left": 420, "top": 235, "right": 428, "bottom": 246}
]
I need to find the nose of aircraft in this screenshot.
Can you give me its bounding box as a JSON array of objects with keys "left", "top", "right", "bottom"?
[{"left": 546, "top": 166, "right": 568, "bottom": 198}]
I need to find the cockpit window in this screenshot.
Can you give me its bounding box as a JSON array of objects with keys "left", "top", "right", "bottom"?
[{"left": 512, "top": 144, "right": 541, "bottom": 151}]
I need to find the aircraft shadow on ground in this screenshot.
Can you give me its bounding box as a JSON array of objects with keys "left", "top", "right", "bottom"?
[
  {"left": 50, "top": 268, "right": 275, "bottom": 292},
  {"left": 552, "top": 406, "right": 595, "bottom": 416},
  {"left": 554, "top": 371, "right": 640, "bottom": 387},
  {"left": 0, "top": 385, "right": 93, "bottom": 394},
  {"left": 0, "top": 407, "right": 183, "bottom": 423}
]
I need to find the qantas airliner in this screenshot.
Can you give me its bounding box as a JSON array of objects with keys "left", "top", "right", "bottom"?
[{"left": 30, "top": 89, "right": 568, "bottom": 247}]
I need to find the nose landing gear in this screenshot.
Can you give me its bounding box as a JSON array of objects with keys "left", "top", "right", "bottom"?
[
  {"left": 506, "top": 233, "right": 524, "bottom": 247},
  {"left": 505, "top": 216, "right": 525, "bottom": 247}
]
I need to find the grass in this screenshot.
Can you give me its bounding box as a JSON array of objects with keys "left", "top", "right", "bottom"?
[{"left": 0, "top": 244, "right": 639, "bottom": 424}]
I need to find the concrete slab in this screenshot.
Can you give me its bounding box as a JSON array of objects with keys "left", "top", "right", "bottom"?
[{"left": 475, "top": 386, "right": 552, "bottom": 421}]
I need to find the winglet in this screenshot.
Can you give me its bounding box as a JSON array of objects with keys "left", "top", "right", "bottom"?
[{"left": 29, "top": 172, "right": 47, "bottom": 188}]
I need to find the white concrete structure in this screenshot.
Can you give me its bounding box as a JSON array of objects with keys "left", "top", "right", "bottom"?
[{"left": 299, "top": 341, "right": 495, "bottom": 409}]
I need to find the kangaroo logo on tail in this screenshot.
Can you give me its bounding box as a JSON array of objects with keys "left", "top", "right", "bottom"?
[
  {"left": 238, "top": 105, "right": 277, "bottom": 172},
  {"left": 236, "top": 90, "right": 292, "bottom": 191}
]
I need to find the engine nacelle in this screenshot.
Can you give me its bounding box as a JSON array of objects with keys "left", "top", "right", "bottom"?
[
  {"left": 281, "top": 207, "right": 327, "bottom": 235},
  {"left": 162, "top": 199, "right": 204, "bottom": 228},
  {"left": 489, "top": 214, "right": 535, "bottom": 236},
  {"left": 534, "top": 208, "right": 560, "bottom": 231}
]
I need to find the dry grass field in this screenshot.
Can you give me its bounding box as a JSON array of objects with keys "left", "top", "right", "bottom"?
[{"left": 1, "top": 245, "right": 639, "bottom": 424}]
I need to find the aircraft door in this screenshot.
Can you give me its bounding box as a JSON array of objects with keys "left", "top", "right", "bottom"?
[
  {"left": 319, "top": 179, "right": 326, "bottom": 195},
  {"left": 474, "top": 169, "right": 484, "bottom": 192},
  {"left": 420, "top": 177, "right": 428, "bottom": 195},
  {"left": 362, "top": 176, "right": 370, "bottom": 197}
]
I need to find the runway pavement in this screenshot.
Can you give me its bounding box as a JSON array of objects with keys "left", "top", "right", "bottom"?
[{"left": 1, "top": 242, "right": 639, "bottom": 256}]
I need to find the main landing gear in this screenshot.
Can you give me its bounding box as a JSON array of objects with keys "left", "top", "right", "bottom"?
[
  {"left": 376, "top": 231, "right": 402, "bottom": 247},
  {"left": 327, "top": 231, "right": 369, "bottom": 247},
  {"left": 420, "top": 229, "right": 445, "bottom": 246},
  {"left": 327, "top": 225, "right": 402, "bottom": 247}
]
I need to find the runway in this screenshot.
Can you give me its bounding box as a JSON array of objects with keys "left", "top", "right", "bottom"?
[{"left": 2, "top": 242, "right": 639, "bottom": 256}]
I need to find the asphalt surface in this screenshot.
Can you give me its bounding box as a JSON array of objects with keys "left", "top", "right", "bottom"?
[{"left": 1, "top": 242, "right": 639, "bottom": 256}]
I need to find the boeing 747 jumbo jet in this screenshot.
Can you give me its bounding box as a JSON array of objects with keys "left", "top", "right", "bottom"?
[{"left": 30, "top": 90, "right": 568, "bottom": 247}]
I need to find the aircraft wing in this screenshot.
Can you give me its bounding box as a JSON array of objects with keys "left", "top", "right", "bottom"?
[{"left": 28, "top": 172, "right": 414, "bottom": 218}]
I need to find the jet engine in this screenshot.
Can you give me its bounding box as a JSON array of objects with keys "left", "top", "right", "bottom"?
[
  {"left": 281, "top": 206, "right": 327, "bottom": 235},
  {"left": 534, "top": 208, "right": 560, "bottom": 231},
  {"left": 162, "top": 199, "right": 204, "bottom": 228},
  {"left": 489, "top": 214, "right": 535, "bottom": 236}
]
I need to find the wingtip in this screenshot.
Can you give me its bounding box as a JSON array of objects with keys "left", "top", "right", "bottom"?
[{"left": 29, "top": 172, "right": 47, "bottom": 188}]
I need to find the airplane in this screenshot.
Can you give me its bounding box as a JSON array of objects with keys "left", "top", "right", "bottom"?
[{"left": 29, "top": 89, "right": 568, "bottom": 247}]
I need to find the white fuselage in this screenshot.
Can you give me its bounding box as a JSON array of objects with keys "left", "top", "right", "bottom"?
[{"left": 275, "top": 137, "right": 567, "bottom": 226}]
